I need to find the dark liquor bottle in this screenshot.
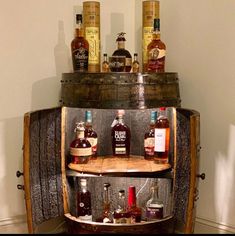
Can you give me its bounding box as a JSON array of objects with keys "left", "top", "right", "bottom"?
[
  {"left": 127, "top": 186, "right": 142, "bottom": 223},
  {"left": 146, "top": 182, "right": 163, "bottom": 221},
  {"left": 147, "top": 18, "right": 166, "bottom": 72},
  {"left": 132, "top": 53, "right": 140, "bottom": 73},
  {"left": 154, "top": 107, "right": 170, "bottom": 164},
  {"left": 102, "top": 183, "right": 113, "bottom": 223},
  {"left": 70, "top": 122, "right": 92, "bottom": 164},
  {"left": 84, "top": 110, "right": 98, "bottom": 158},
  {"left": 77, "top": 178, "right": 92, "bottom": 221},
  {"left": 112, "top": 32, "right": 132, "bottom": 72},
  {"left": 71, "top": 14, "right": 89, "bottom": 72},
  {"left": 111, "top": 110, "right": 131, "bottom": 157},
  {"left": 102, "top": 53, "right": 110, "bottom": 72},
  {"left": 113, "top": 190, "right": 131, "bottom": 224},
  {"left": 144, "top": 110, "right": 157, "bottom": 160}
]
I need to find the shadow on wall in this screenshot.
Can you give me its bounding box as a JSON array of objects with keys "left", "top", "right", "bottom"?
[
  {"left": 0, "top": 116, "right": 26, "bottom": 217},
  {"left": 30, "top": 20, "right": 72, "bottom": 112}
]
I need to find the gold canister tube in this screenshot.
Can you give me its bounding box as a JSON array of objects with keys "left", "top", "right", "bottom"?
[
  {"left": 142, "top": 0, "right": 159, "bottom": 72},
  {"left": 83, "top": 1, "right": 101, "bottom": 72}
]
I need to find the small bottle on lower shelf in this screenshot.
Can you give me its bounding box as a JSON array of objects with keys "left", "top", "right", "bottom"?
[
  {"left": 145, "top": 181, "right": 163, "bottom": 221},
  {"left": 113, "top": 190, "right": 131, "bottom": 224},
  {"left": 77, "top": 178, "right": 92, "bottom": 221}
]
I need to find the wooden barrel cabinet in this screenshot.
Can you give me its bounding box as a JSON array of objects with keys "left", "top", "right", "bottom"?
[{"left": 22, "top": 72, "right": 201, "bottom": 234}]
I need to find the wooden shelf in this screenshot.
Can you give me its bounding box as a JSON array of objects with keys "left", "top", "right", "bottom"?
[{"left": 67, "top": 155, "right": 172, "bottom": 177}]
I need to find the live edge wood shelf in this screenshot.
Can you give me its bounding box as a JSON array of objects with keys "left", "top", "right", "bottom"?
[{"left": 67, "top": 155, "right": 172, "bottom": 177}]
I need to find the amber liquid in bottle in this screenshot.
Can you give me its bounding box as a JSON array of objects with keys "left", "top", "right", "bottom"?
[
  {"left": 70, "top": 122, "right": 92, "bottom": 164},
  {"left": 102, "top": 53, "right": 110, "bottom": 72},
  {"left": 144, "top": 111, "right": 157, "bottom": 160},
  {"left": 71, "top": 14, "right": 89, "bottom": 72},
  {"left": 147, "top": 18, "right": 166, "bottom": 73},
  {"left": 112, "top": 32, "right": 132, "bottom": 72},
  {"left": 77, "top": 178, "right": 92, "bottom": 221},
  {"left": 127, "top": 186, "right": 142, "bottom": 223},
  {"left": 154, "top": 107, "right": 170, "bottom": 164},
  {"left": 132, "top": 53, "right": 140, "bottom": 73},
  {"left": 111, "top": 110, "right": 131, "bottom": 157},
  {"left": 84, "top": 110, "right": 98, "bottom": 159}
]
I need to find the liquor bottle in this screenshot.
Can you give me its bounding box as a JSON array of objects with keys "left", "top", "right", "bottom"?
[
  {"left": 112, "top": 32, "right": 132, "bottom": 72},
  {"left": 111, "top": 110, "right": 131, "bottom": 157},
  {"left": 84, "top": 110, "right": 98, "bottom": 158},
  {"left": 154, "top": 107, "right": 170, "bottom": 164},
  {"left": 146, "top": 182, "right": 164, "bottom": 221},
  {"left": 127, "top": 186, "right": 142, "bottom": 223},
  {"left": 147, "top": 18, "right": 166, "bottom": 73},
  {"left": 142, "top": 0, "right": 160, "bottom": 72},
  {"left": 83, "top": 1, "right": 101, "bottom": 72},
  {"left": 71, "top": 14, "right": 89, "bottom": 72},
  {"left": 132, "top": 53, "right": 140, "bottom": 73},
  {"left": 70, "top": 122, "right": 92, "bottom": 164},
  {"left": 101, "top": 53, "right": 110, "bottom": 72},
  {"left": 102, "top": 183, "right": 113, "bottom": 223},
  {"left": 113, "top": 190, "right": 131, "bottom": 224},
  {"left": 144, "top": 111, "right": 157, "bottom": 160},
  {"left": 77, "top": 178, "right": 92, "bottom": 221}
]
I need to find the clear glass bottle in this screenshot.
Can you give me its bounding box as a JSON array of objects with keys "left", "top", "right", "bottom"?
[
  {"left": 154, "top": 107, "right": 170, "bottom": 164},
  {"left": 113, "top": 190, "right": 131, "bottom": 224},
  {"left": 70, "top": 122, "right": 92, "bottom": 164},
  {"left": 127, "top": 186, "right": 142, "bottom": 223},
  {"left": 102, "top": 183, "right": 113, "bottom": 223},
  {"left": 77, "top": 178, "right": 92, "bottom": 221},
  {"left": 146, "top": 182, "right": 164, "bottom": 221},
  {"left": 112, "top": 32, "right": 132, "bottom": 72},
  {"left": 102, "top": 53, "right": 110, "bottom": 72},
  {"left": 71, "top": 14, "right": 89, "bottom": 72},
  {"left": 144, "top": 111, "right": 157, "bottom": 160},
  {"left": 84, "top": 110, "right": 98, "bottom": 158},
  {"left": 111, "top": 110, "right": 131, "bottom": 157},
  {"left": 147, "top": 18, "right": 166, "bottom": 73},
  {"left": 132, "top": 53, "right": 140, "bottom": 73}
]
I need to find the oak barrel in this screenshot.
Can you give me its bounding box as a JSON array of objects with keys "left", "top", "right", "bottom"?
[{"left": 60, "top": 72, "right": 181, "bottom": 109}]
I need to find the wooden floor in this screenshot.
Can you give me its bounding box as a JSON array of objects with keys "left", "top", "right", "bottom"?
[{"left": 0, "top": 221, "right": 232, "bottom": 234}]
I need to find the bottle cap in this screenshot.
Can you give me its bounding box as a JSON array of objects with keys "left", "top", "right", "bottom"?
[
  {"left": 74, "top": 121, "right": 85, "bottom": 132},
  {"left": 117, "top": 109, "right": 125, "bottom": 117},
  {"left": 134, "top": 53, "right": 138, "bottom": 57},
  {"left": 80, "top": 178, "right": 87, "bottom": 187},
  {"left": 116, "top": 32, "right": 126, "bottom": 42},
  {"left": 104, "top": 53, "right": 107, "bottom": 56},
  {"left": 118, "top": 189, "right": 125, "bottom": 198},
  {"left": 153, "top": 18, "right": 160, "bottom": 31},
  {"left": 76, "top": 14, "right": 83, "bottom": 23},
  {"left": 128, "top": 186, "right": 136, "bottom": 206},
  {"left": 150, "top": 110, "right": 157, "bottom": 121},
  {"left": 104, "top": 183, "right": 111, "bottom": 190},
  {"left": 85, "top": 110, "right": 92, "bottom": 123},
  {"left": 159, "top": 107, "right": 166, "bottom": 111}
]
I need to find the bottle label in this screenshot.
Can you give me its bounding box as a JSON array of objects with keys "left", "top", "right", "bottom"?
[
  {"left": 78, "top": 215, "right": 92, "bottom": 222},
  {"left": 85, "top": 27, "right": 100, "bottom": 65},
  {"left": 125, "top": 57, "right": 132, "bottom": 67},
  {"left": 154, "top": 129, "right": 166, "bottom": 152},
  {"left": 146, "top": 206, "right": 163, "bottom": 219},
  {"left": 86, "top": 137, "right": 98, "bottom": 153},
  {"left": 115, "top": 147, "right": 126, "bottom": 155},
  {"left": 114, "top": 131, "right": 126, "bottom": 142},
  {"left": 113, "top": 217, "right": 131, "bottom": 224},
  {"left": 70, "top": 147, "right": 92, "bottom": 156},
  {"left": 143, "top": 26, "right": 153, "bottom": 64},
  {"left": 72, "top": 47, "right": 89, "bottom": 70},
  {"left": 144, "top": 137, "right": 155, "bottom": 156},
  {"left": 149, "top": 48, "right": 166, "bottom": 60}
]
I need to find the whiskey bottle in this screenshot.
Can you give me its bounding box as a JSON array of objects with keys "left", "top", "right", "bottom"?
[
  {"left": 132, "top": 53, "right": 140, "bottom": 73},
  {"left": 111, "top": 110, "right": 131, "bottom": 157},
  {"left": 84, "top": 110, "right": 98, "bottom": 158},
  {"left": 102, "top": 183, "right": 113, "bottom": 223},
  {"left": 146, "top": 182, "right": 164, "bottom": 221},
  {"left": 77, "top": 178, "right": 92, "bottom": 221},
  {"left": 112, "top": 32, "right": 132, "bottom": 72},
  {"left": 127, "top": 186, "right": 142, "bottom": 223},
  {"left": 113, "top": 190, "right": 131, "bottom": 224},
  {"left": 144, "top": 111, "right": 157, "bottom": 160},
  {"left": 154, "top": 107, "right": 170, "bottom": 164},
  {"left": 70, "top": 122, "right": 92, "bottom": 164},
  {"left": 101, "top": 53, "right": 110, "bottom": 72},
  {"left": 147, "top": 18, "right": 166, "bottom": 72},
  {"left": 71, "top": 14, "right": 89, "bottom": 72}
]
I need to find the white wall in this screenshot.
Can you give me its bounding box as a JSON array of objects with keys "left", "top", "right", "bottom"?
[{"left": 0, "top": 0, "right": 234, "bottom": 233}]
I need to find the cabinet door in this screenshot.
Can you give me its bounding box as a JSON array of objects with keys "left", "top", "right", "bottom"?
[
  {"left": 23, "top": 107, "right": 65, "bottom": 233},
  {"left": 174, "top": 108, "right": 200, "bottom": 233}
]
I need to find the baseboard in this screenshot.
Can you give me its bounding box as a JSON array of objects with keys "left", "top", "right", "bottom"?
[
  {"left": 196, "top": 217, "right": 235, "bottom": 234},
  {"left": 0, "top": 214, "right": 27, "bottom": 227}
]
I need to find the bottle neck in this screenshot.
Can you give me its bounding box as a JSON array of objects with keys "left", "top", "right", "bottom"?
[
  {"left": 152, "top": 29, "right": 161, "bottom": 40},
  {"left": 151, "top": 187, "right": 159, "bottom": 199},
  {"left": 117, "top": 41, "right": 125, "bottom": 49},
  {"left": 76, "top": 130, "right": 85, "bottom": 139},
  {"left": 117, "top": 115, "right": 124, "bottom": 123},
  {"left": 75, "top": 22, "right": 84, "bottom": 37}
]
